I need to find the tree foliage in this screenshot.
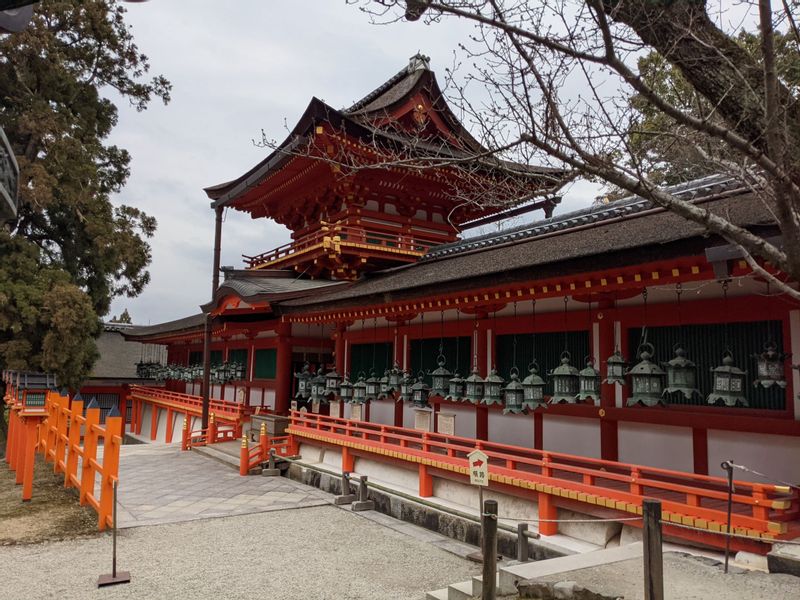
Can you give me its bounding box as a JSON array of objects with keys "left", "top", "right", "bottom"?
[
  {"left": 629, "top": 30, "right": 800, "bottom": 186},
  {"left": 0, "top": 0, "right": 170, "bottom": 387}
]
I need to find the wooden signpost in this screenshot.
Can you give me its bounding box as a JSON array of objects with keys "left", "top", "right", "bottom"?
[{"left": 468, "top": 449, "right": 490, "bottom": 563}]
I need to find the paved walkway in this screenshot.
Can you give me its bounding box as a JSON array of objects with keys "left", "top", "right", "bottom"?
[{"left": 114, "top": 443, "right": 332, "bottom": 527}]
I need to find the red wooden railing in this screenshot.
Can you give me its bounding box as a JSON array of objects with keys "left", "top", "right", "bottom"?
[
  {"left": 4, "top": 388, "right": 123, "bottom": 530},
  {"left": 287, "top": 411, "right": 798, "bottom": 545},
  {"left": 129, "top": 385, "right": 252, "bottom": 425},
  {"left": 238, "top": 423, "right": 292, "bottom": 475},
  {"left": 242, "top": 224, "right": 440, "bottom": 269}
]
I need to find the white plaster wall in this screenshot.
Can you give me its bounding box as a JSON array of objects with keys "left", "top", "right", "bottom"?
[
  {"left": 708, "top": 430, "right": 800, "bottom": 484},
  {"left": 264, "top": 389, "right": 276, "bottom": 410},
  {"left": 369, "top": 399, "right": 395, "bottom": 425},
  {"left": 139, "top": 405, "right": 152, "bottom": 438},
  {"left": 354, "top": 456, "right": 419, "bottom": 493},
  {"left": 432, "top": 478, "right": 539, "bottom": 521},
  {"left": 223, "top": 386, "right": 235, "bottom": 402},
  {"left": 542, "top": 415, "right": 601, "bottom": 459},
  {"left": 402, "top": 405, "right": 416, "bottom": 429},
  {"left": 488, "top": 411, "right": 534, "bottom": 448},
  {"left": 169, "top": 414, "right": 182, "bottom": 443},
  {"left": 248, "top": 388, "right": 262, "bottom": 406},
  {"left": 617, "top": 422, "right": 693, "bottom": 472},
  {"left": 443, "top": 403, "right": 477, "bottom": 439},
  {"left": 343, "top": 403, "right": 353, "bottom": 420},
  {"left": 211, "top": 384, "right": 222, "bottom": 399},
  {"left": 156, "top": 407, "right": 168, "bottom": 442}
]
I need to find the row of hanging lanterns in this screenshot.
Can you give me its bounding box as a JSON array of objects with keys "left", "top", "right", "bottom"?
[
  {"left": 135, "top": 361, "right": 246, "bottom": 383},
  {"left": 293, "top": 282, "right": 787, "bottom": 411}
]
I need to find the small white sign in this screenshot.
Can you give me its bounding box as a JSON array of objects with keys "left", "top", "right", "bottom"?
[
  {"left": 350, "top": 403, "right": 363, "bottom": 421},
  {"left": 290, "top": 400, "right": 298, "bottom": 411},
  {"left": 468, "top": 449, "right": 489, "bottom": 487},
  {"left": 311, "top": 401, "right": 320, "bottom": 414},
  {"left": 437, "top": 412, "right": 455, "bottom": 436},
  {"left": 414, "top": 409, "right": 432, "bottom": 432},
  {"left": 329, "top": 400, "right": 341, "bottom": 418}
]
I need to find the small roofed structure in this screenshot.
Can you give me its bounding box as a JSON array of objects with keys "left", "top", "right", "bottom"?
[{"left": 205, "top": 54, "right": 569, "bottom": 280}]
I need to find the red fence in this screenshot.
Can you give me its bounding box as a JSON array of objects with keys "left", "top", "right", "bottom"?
[
  {"left": 4, "top": 387, "right": 122, "bottom": 530},
  {"left": 287, "top": 411, "right": 798, "bottom": 549}
]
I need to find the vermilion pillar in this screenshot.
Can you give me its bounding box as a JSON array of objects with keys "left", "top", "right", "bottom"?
[
  {"left": 275, "top": 322, "right": 292, "bottom": 415},
  {"left": 598, "top": 302, "right": 618, "bottom": 461},
  {"left": 475, "top": 312, "right": 489, "bottom": 440}
]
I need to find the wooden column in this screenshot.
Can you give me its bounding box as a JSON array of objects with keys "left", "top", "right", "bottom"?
[
  {"left": 692, "top": 428, "right": 708, "bottom": 475},
  {"left": 476, "top": 313, "right": 489, "bottom": 440},
  {"left": 533, "top": 411, "right": 543, "bottom": 450},
  {"left": 598, "top": 302, "right": 619, "bottom": 461},
  {"left": 275, "top": 322, "right": 292, "bottom": 415}
]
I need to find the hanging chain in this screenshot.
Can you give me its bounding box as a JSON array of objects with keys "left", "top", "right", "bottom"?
[
  {"left": 439, "top": 310, "right": 445, "bottom": 356},
  {"left": 472, "top": 312, "right": 479, "bottom": 371},
  {"left": 454, "top": 308, "right": 460, "bottom": 372},
  {"left": 531, "top": 299, "right": 537, "bottom": 366},
  {"left": 676, "top": 283, "right": 683, "bottom": 345},
  {"left": 372, "top": 317, "right": 378, "bottom": 373},
  {"left": 722, "top": 280, "right": 731, "bottom": 352},
  {"left": 512, "top": 302, "right": 518, "bottom": 370},
  {"left": 640, "top": 288, "right": 649, "bottom": 349},
  {"left": 563, "top": 296, "right": 569, "bottom": 352}
]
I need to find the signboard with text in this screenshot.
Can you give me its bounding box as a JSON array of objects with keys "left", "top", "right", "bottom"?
[{"left": 467, "top": 449, "right": 489, "bottom": 487}]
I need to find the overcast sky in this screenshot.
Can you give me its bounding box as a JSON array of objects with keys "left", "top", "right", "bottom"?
[{"left": 105, "top": 1, "right": 607, "bottom": 325}]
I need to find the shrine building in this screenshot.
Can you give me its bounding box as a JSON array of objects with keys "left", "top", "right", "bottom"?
[{"left": 125, "top": 54, "right": 800, "bottom": 491}]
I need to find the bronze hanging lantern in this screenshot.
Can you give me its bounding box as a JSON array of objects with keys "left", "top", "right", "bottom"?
[
  {"left": 502, "top": 367, "right": 525, "bottom": 414},
  {"left": 753, "top": 342, "right": 787, "bottom": 389},
  {"left": 411, "top": 372, "right": 431, "bottom": 407},
  {"left": 662, "top": 344, "right": 700, "bottom": 400},
  {"left": 626, "top": 343, "right": 666, "bottom": 407},
  {"left": 430, "top": 355, "right": 452, "bottom": 398},
  {"left": 576, "top": 357, "right": 601, "bottom": 403},
  {"left": 399, "top": 370, "right": 414, "bottom": 402},
  {"left": 388, "top": 362, "right": 403, "bottom": 390},
  {"left": 338, "top": 373, "right": 354, "bottom": 402},
  {"left": 294, "top": 362, "right": 312, "bottom": 399},
  {"left": 604, "top": 349, "right": 627, "bottom": 385},
  {"left": 365, "top": 371, "right": 380, "bottom": 401},
  {"left": 464, "top": 368, "right": 485, "bottom": 404},
  {"left": 521, "top": 362, "right": 547, "bottom": 410},
  {"left": 377, "top": 369, "right": 392, "bottom": 400},
  {"left": 309, "top": 369, "right": 327, "bottom": 404},
  {"left": 481, "top": 368, "right": 504, "bottom": 406},
  {"left": 549, "top": 351, "right": 580, "bottom": 403},
  {"left": 324, "top": 369, "right": 342, "bottom": 399},
  {"left": 707, "top": 351, "right": 748, "bottom": 407},
  {"left": 446, "top": 371, "right": 465, "bottom": 402},
  {"left": 352, "top": 373, "right": 368, "bottom": 404}
]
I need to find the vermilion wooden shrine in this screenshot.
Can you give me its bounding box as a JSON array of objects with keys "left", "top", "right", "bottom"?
[{"left": 123, "top": 56, "right": 800, "bottom": 550}]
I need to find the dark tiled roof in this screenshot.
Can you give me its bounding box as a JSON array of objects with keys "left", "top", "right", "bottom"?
[
  {"left": 279, "top": 179, "right": 773, "bottom": 312},
  {"left": 122, "top": 313, "right": 206, "bottom": 340},
  {"left": 206, "top": 270, "right": 346, "bottom": 308},
  {"left": 425, "top": 175, "right": 740, "bottom": 261}
]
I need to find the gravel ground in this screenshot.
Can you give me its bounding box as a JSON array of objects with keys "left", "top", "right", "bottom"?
[
  {"left": 538, "top": 551, "right": 800, "bottom": 600},
  {"left": 1, "top": 504, "right": 479, "bottom": 600}
]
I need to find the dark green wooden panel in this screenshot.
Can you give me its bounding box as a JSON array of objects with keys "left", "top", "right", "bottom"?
[
  {"left": 627, "top": 321, "right": 786, "bottom": 410},
  {"left": 350, "top": 342, "right": 392, "bottom": 378},
  {"left": 188, "top": 350, "right": 222, "bottom": 367},
  {"left": 228, "top": 348, "right": 248, "bottom": 379},
  {"left": 253, "top": 348, "right": 277, "bottom": 379},
  {"left": 410, "top": 337, "right": 471, "bottom": 385},
  {"left": 497, "top": 331, "right": 590, "bottom": 396}
]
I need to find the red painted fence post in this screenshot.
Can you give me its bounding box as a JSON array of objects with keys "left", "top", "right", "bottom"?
[{"left": 181, "top": 417, "right": 189, "bottom": 451}]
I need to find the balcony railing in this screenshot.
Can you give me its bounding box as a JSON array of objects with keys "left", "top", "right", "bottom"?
[{"left": 242, "top": 224, "right": 442, "bottom": 269}]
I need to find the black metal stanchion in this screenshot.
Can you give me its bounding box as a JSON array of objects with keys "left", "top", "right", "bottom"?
[
  {"left": 721, "top": 460, "right": 735, "bottom": 574},
  {"left": 481, "top": 499, "right": 498, "bottom": 600},
  {"left": 98, "top": 480, "right": 131, "bottom": 587},
  {"left": 642, "top": 499, "right": 663, "bottom": 600}
]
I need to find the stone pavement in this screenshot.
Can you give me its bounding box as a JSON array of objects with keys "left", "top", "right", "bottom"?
[{"left": 113, "top": 443, "right": 333, "bottom": 528}]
